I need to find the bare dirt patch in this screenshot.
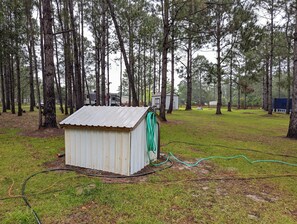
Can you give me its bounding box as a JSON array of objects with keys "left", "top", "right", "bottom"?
[
  {"left": 22, "top": 127, "right": 64, "bottom": 138},
  {"left": 43, "top": 155, "right": 171, "bottom": 184},
  {"left": 0, "top": 112, "right": 64, "bottom": 138}
]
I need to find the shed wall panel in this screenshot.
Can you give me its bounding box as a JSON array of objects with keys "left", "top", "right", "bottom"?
[
  {"left": 130, "top": 120, "right": 157, "bottom": 175},
  {"left": 65, "top": 128, "right": 131, "bottom": 176}
]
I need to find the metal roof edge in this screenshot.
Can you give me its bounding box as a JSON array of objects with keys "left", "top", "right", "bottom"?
[{"left": 59, "top": 106, "right": 151, "bottom": 129}]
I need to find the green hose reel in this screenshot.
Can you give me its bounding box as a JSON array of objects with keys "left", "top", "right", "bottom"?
[
  {"left": 146, "top": 111, "right": 157, "bottom": 155},
  {"left": 146, "top": 112, "right": 159, "bottom": 163}
]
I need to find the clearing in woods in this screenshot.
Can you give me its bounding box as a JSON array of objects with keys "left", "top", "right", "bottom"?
[{"left": 0, "top": 108, "right": 297, "bottom": 223}]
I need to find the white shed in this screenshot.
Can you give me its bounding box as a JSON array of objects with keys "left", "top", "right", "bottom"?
[
  {"left": 151, "top": 93, "right": 179, "bottom": 110},
  {"left": 60, "top": 106, "right": 158, "bottom": 176}
]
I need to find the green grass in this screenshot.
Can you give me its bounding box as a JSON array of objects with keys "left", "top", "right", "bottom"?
[{"left": 1, "top": 108, "right": 297, "bottom": 223}]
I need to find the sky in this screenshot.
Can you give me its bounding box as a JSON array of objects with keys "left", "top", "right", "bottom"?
[
  {"left": 82, "top": 2, "right": 284, "bottom": 94},
  {"left": 107, "top": 50, "right": 217, "bottom": 93}
]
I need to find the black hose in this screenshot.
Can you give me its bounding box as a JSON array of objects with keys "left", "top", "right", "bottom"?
[
  {"left": 15, "top": 140, "right": 297, "bottom": 224},
  {"left": 20, "top": 159, "right": 173, "bottom": 224}
]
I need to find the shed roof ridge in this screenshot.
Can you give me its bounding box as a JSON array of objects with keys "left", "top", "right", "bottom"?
[{"left": 60, "top": 106, "right": 150, "bottom": 129}]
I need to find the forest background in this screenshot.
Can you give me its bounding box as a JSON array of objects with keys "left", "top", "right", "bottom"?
[{"left": 0, "top": 0, "right": 295, "bottom": 125}]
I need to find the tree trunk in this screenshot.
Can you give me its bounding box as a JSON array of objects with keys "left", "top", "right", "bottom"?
[
  {"left": 69, "top": 0, "right": 83, "bottom": 110},
  {"left": 95, "top": 38, "right": 100, "bottom": 106},
  {"left": 10, "top": 55, "right": 15, "bottom": 114},
  {"left": 228, "top": 51, "right": 233, "bottom": 112},
  {"left": 287, "top": 2, "right": 297, "bottom": 138},
  {"left": 101, "top": 0, "right": 106, "bottom": 106},
  {"left": 128, "top": 12, "right": 135, "bottom": 106},
  {"left": 64, "top": 0, "right": 74, "bottom": 114},
  {"left": 216, "top": 6, "right": 222, "bottom": 115},
  {"left": 16, "top": 44, "right": 22, "bottom": 116},
  {"left": 148, "top": 43, "right": 152, "bottom": 105},
  {"left": 244, "top": 92, "right": 247, "bottom": 110},
  {"left": 285, "top": 1, "right": 292, "bottom": 115},
  {"left": 153, "top": 43, "right": 156, "bottom": 95},
  {"left": 120, "top": 53, "right": 122, "bottom": 105},
  {"left": 160, "top": 0, "right": 170, "bottom": 121},
  {"left": 33, "top": 42, "right": 42, "bottom": 128},
  {"left": 262, "top": 58, "right": 268, "bottom": 110},
  {"left": 106, "top": 0, "right": 138, "bottom": 106},
  {"left": 237, "top": 78, "right": 241, "bottom": 109},
  {"left": 81, "top": 0, "right": 89, "bottom": 106},
  {"left": 268, "top": 0, "right": 274, "bottom": 115},
  {"left": 43, "top": 0, "right": 57, "bottom": 128},
  {"left": 4, "top": 64, "right": 10, "bottom": 111},
  {"left": 39, "top": 0, "right": 46, "bottom": 111},
  {"left": 26, "top": 2, "right": 36, "bottom": 112},
  {"left": 286, "top": 54, "right": 291, "bottom": 114},
  {"left": 143, "top": 40, "right": 147, "bottom": 106},
  {"left": 185, "top": 38, "right": 192, "bottom": 111},
  {"left": 55, "top": 0, "right": 68, "bottom": 115},
  {"left": 199, "top": 71, "right": 202, "bottom": 106},
  {"left": 31, "top": 22, "right": 42, "bottom": 127},
  {"left": 168, "top": 20, "right": 174, "bottom": 114},
  {"left": 53, "top": 23, "right": 64, "bottom": 114},
  {"left": 278, "top": 56, "right": 281, "bottom": 98},
  {"left": 107, "top": 22, "right": 110, "bottom": 106},
  {"left": 265, "top": 57, "right": 269, "bottom": 110},
  {"left": 140, "top": 57, "right": 143, "bottom": 105},
  {"left": 0, "top": 59, "right": 6, "bottom": 113},
  {"left": 158, "top": 50, "right": 161, "bottom": 93},
  {"left": 137, "top": 39, "right": 141, "bottom": 104}
]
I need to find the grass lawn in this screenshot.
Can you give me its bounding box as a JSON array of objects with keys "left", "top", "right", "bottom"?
[{"left": 1, "top": 107, "right": 297, "bottom": 223}]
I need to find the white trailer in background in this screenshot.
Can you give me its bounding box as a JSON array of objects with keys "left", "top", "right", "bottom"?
[{"left": 151, "top": 93, "right": 179, "bottom": 110}]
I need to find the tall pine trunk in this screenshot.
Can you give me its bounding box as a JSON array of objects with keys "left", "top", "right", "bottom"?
[
  {"left": 10, "top": 55, "right": 15, "bottom": 114},
  {"left": 26, "top": 0, "right": 35, "bottom": 112},
  {"left": 69, "top": 0, "right": 83, "bottom": 109},
  {"left": 267, "top": 0, "right": 274, "bottom": 115},
  {"left": 43, "top": 0, "right": 57, "bottom": 128},
  {"left": 53, "top": 24, "right": 64, "bottom": 113},
  {"left": 16, "top": 44, "right": 22, "bottom": 116},
  {"left": 81, "top": 0, "right": 89, "bottom": 106},
  {"left": 160, "top": 0, "right": 169, "bottom": 121},
  {"left": 143, "top": 40, "right": 147, "bottom": 106},
  {"left": 216, "top": 6, "right": 222, "bottom": 115},
  {"left": 167, "top": 19, "right": 174, "bottom": 114},
  {"left": 120, "top": 53, "right": 122, "bottom": 105},
  {"left": 185, "top": 37, "right": 192, "bottom": 111},
  {"left": 285, "top": 3, "right": 292, "bottom": 115},
  {"left": 106, "top": 0, "right": 138, "bottom": 106},
  {"left": 287, "top": 0, "right": 297, "bottom": 138},
  {"left": 228, "top": 51, "right": 233, "bottom": 112},
  {"left": 0, "top": 58, "right": 6, "bottom": 112},
  {"left": 101, "top": 0, "right": 106, "bottom": 106},
  {"left": 39, "top": 0, "right": 46, "bottom": 111}
]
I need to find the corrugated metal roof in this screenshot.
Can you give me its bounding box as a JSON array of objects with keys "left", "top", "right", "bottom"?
[{"left": 60, "top": 106, "right": 150, "bottom": 129}]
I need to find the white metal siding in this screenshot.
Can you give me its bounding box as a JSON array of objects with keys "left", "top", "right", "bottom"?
[
  {"left": 165, "top": 95, "right": 179, "bottom": 110},
  {"left": 65, "top": 128, "right": 131, "bottom": 176},
  {"left": 130, "top": 120, "right": 157, "bottom": 175},
  {"left": 174, "top": 95, "right": 179, "bottom": 110}
]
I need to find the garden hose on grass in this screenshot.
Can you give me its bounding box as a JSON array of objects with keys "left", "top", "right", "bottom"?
[
  {"left": 19, "top": 162, "right": 173, "bottom": 224},
  {"left": 168, "top": 153, "right": 297, "bottom": 167},
  {"left": 7, "top": 112, "right": 297, "bottom": 224},
  {"left": 145, "top": 112, "right": 297, "bottom": 168}
]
